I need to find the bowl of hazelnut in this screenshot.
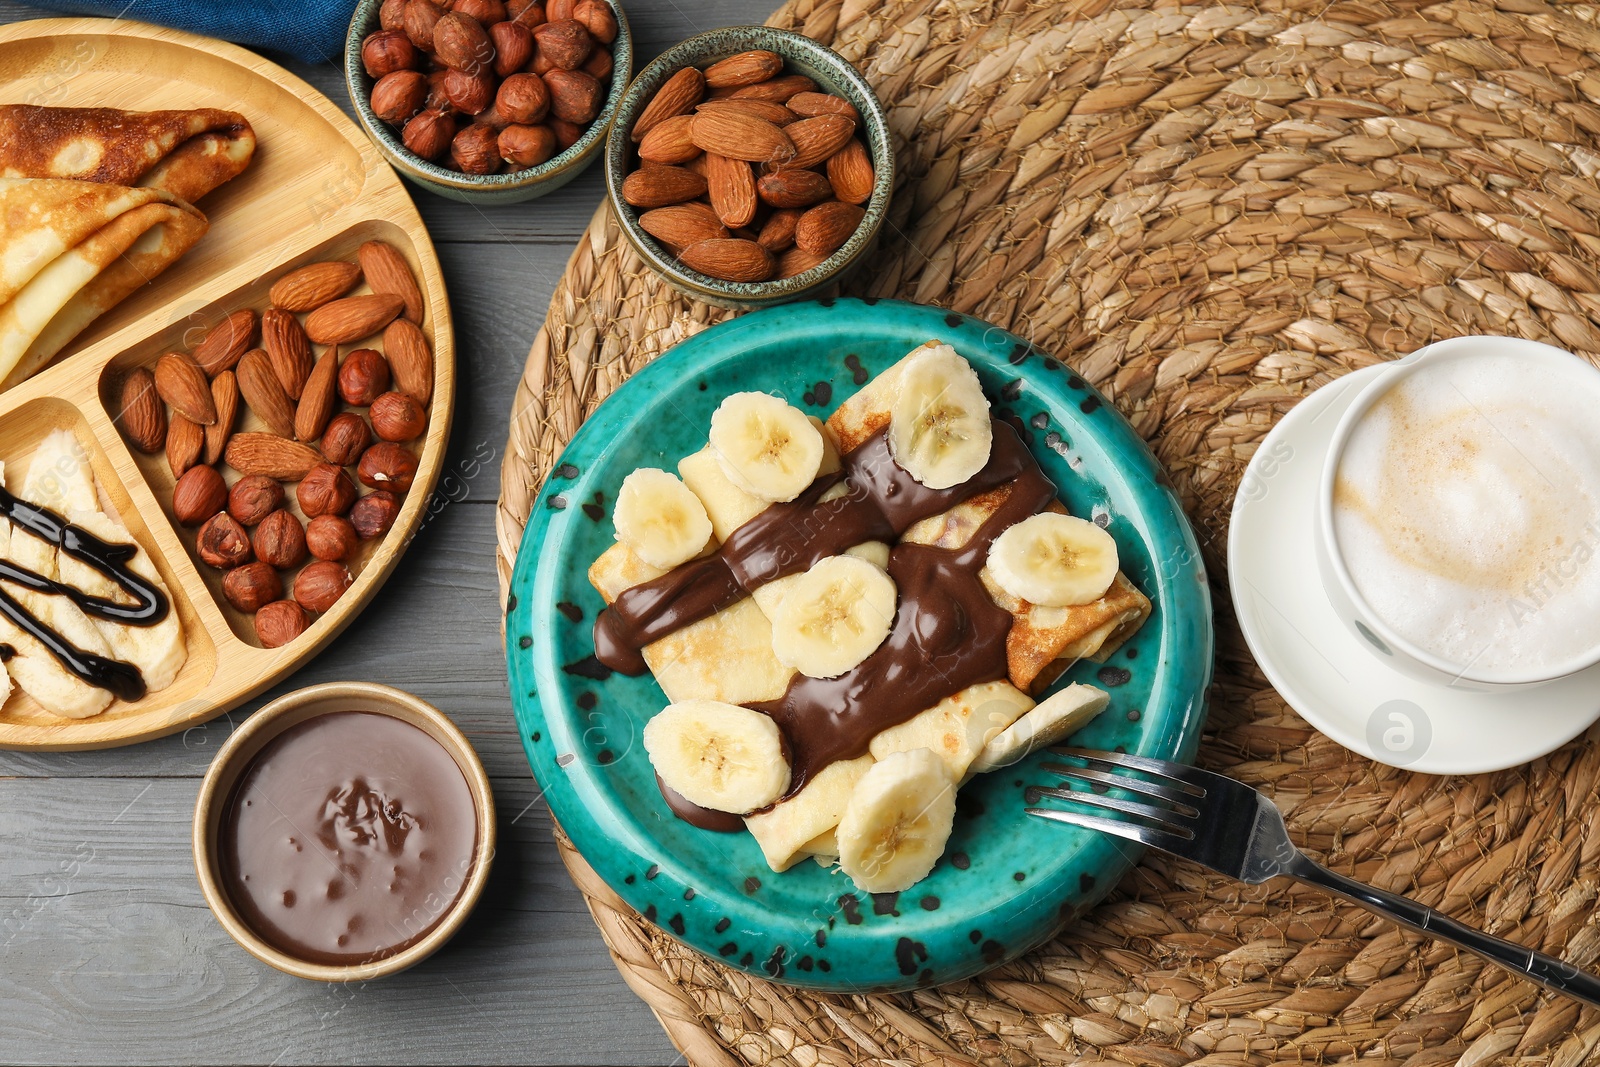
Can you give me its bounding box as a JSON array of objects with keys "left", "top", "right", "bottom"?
[{"left": 347, "top": 0, "right": 631, "bottom": 204}]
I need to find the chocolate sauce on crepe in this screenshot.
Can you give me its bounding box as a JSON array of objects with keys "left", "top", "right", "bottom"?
[{"left": 594, "top": 422, "right": 1060, "bottom": 796}]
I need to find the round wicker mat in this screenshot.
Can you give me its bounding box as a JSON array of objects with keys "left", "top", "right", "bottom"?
[{"left": 495, "top": 0, "right": 1600, "bottom": 1061}]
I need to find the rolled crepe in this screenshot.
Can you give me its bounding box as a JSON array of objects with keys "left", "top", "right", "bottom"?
[
  {"left": 0, "top": 105, "right": 256, "bottom": 204},
  {"left": 0, "top": 178, "right": 208, "bottom": 388}
]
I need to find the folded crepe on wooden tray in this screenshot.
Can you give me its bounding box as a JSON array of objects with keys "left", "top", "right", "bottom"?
[
  {"left": 0, "top": 178, "right": 208, "bottom": 388},
  {"left": 0, "top": 105, "right": 255, "bottom": 204}
]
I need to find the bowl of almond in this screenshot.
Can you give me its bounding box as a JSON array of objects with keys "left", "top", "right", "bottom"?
[{"left": 603, "top": 27, "right": 893, "bottom": 308}]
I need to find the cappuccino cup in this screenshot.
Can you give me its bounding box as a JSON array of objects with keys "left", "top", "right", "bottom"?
[{"left": 1315, "top": 336, "right": 1600, "bottom": 689}]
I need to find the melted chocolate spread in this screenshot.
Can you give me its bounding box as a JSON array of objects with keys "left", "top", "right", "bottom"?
[
  {"left": 595, "top": 422, "right": 1060, "bottom": 800},
  {"left": 0, "top": 486, "right": 169, "bottom": 701}
]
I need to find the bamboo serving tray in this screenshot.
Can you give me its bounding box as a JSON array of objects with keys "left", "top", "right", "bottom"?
[{"left": 0, "top": 18, "right": 455, "bottom": 750}]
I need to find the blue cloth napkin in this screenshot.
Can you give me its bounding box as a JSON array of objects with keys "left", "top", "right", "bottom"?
[{"left": 28, "top": 0, "right": 355, "bottom": 63}]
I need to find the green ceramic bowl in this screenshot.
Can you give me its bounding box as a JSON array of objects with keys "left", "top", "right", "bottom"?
[
  {"left": 604, "top": 27, "right": 894, "bottom": 309},
  {"left": 345, "top": 0, "right": 632, "bottom": 204},
  {"left": 505, "top": 299, "right": 1213, "bottom": 991}
]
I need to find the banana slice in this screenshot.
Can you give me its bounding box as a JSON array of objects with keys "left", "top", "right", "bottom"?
[
  {"left": 987, "top": 512, "right": 1119, "bottom": 607},
  {"left": 64, "top": 510, "right": 186, "bottom": 693},
  {"left": 613, "top": 467, "right": 714, "bottom": 570},
  {"left": 836, "top": 748, "right": 957, "bottom": 893},
  {"left": 22, "top": 429, "right": 98, "bottom": 514},
  {"left": 708, "top": 392, "right": 824, "bottom": 502},
  {"left": 770, "top": 555, "right": 897, "bottom": 678},
  {"left": 642, "top": 699, "right": 790, "bottom": 814},
  {"left": 965, "top": 683, "right": 1109, "bottom": 780},
  {"left": 887, "top": 344, "right": 992, "bottom": 490}
]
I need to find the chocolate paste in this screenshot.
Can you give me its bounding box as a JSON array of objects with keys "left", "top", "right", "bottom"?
[
  {"left": 593, "top": 423, "right": 1060, "bottom": 798},
  {"left": 656, "top": 773, "right": 744, "bottom": 832},
  {"left": 0, "top": 486, "right": 169, "bottom": 700},
  {"left": 220, "top": 712, "right": 479, "bottom": 966}
]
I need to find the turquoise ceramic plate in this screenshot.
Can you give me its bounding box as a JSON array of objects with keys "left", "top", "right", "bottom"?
[{"left": 506, "top": 299, "right": 1212, "bottom": 991}]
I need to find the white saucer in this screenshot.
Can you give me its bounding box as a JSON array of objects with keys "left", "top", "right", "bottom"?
[{"left": 1228, "top": 367, "right": 1600, "bottom": 774}]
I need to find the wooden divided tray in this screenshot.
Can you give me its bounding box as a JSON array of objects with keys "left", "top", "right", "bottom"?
[{"left": 0, "top": 18, "right": 454, "bottom": 750}]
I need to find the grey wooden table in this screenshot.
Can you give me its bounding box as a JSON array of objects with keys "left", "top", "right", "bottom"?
[{"left": 0, "top": 3, "right": 773, "bottom": 1062}]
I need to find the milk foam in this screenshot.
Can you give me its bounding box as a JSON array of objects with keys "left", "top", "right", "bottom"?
[{"left": 1332, "top": 350, "right": 1600, "bottom": 673}]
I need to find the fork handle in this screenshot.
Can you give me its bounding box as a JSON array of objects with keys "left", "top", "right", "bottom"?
[{"left": 1286, "top": 854, "right": 1600, "bottom": 1008}]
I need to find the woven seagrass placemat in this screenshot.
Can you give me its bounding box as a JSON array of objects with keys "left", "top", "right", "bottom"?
[{"left": 495, "top": 0, "right": 1600, "bottom": 1061}]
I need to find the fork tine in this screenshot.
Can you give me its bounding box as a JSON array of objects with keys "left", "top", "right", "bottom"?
[
  {"left": 1040, "top": 763, "right": 1201, "bottom": 810},
  {"left": 1027, "top": 807, "right": 1196, "bottom": 853},
  {"left": 1051, "top": 747, "right": 1209, "bottom": 795},
  {"left": 1025, "top": 784, "right": 1198, "bottom": 830}
]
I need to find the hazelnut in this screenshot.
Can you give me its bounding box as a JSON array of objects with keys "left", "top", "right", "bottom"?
[
  {"left": 253, "top": 510, "right": 308, "bottom": 569},
  {"left": 223, "top": 562, "right": 282, "bottom": 614},
  {"left": 369, "top": 391, "right": 428, "bottom": 441},
  {"left": 571, "top": 0, "right": 617, "bottom": 43},
  {"left": 402, "top": 0, "right": 446, "bottom": 50},
  {"left": 433, "top": 11, "right": 495, "bottom": 74},
  {"left": 403, "top": 108, "right": 456, "bottom": 160},
  {"left": 306, "top": 515, "right": 359, "bottom": 561},
  {"left": 546, "top": 0, "right": 575, "bottom": 20},
  {"left": 508, "top": 0, "right": 546, "bottom": 24},
  {"left": 544, "top": 68, "right": 602, "bottom": 124},
  {"left": 424, "top": 68, "right": 451, "bottom": 110},
  {"left": 443, "top": 66, "right": 495, "bottom": 115},
  {"left": 454, "top": 0, "right": 507, "bottom": 19},
  {"left": 363, "top": 29, "right": 418, "bottom": 77},
  {"left": 549, "top": 117, "right": 584, "bottom": 149},
  {"left": 452, "top": 122, "right": 502, "bottom": 173},
  {"left": 295, "top": 561, "right": 353, "bottom": 613},
  {"left": 581, "top": 46, "right": 612, "bottom": 81},
  {"left": 298, "top": 463, "right": 359, "bottom": 517},
  {"left": 322, "top": 413, "right": 375, "bottom": 466},
  {"left": 358, "top": 442, "right": 420, "bottom": 492},
  {"left": 255, "top": 600, "right": 309, "bottom": 648},
  {"left": 528, "top": 48, "right": 558, "bottom": 75},
  {"left": 532, "top": 19, "right": 592, "bottom": 70},
  {"left": 351, "top": 491, "right": 403, "bottom": 540},
  {"left": 338, "top": 348, "right": 391, "bottom": 405},
  {"left": 380, "top": 0, "right": 410, "bottom": 29},
  {"left": 371, "top": 69, "right": 429, "bottom": 125},
  {"left": 500, "top": 123, "right": 557, "bottom": 167},
  {"left": 228, "top": 474, "right": 285, "bottom": 526},
  {"left": 496, "top": 72, "right": 549, "bottom": 124},
  {"left": 197, "top": 514, "right": 252, "bottom": 569},
  {"left": 491, "top": 20, "right": 534, "bottom": 76},
  {"left": 475, "top": 104, "right": 512, "bottom": 129},
  {"left": 172, "top": 465, "right": 227, "bottom": 526}
]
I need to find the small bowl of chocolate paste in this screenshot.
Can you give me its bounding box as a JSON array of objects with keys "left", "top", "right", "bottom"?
[{"left": 193, "top": 682, "right": 494, "bottom": 980}]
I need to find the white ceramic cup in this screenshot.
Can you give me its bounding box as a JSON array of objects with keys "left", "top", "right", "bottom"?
[{"left": 1314, "top": 335, "right": 1600, "bottom": 690}]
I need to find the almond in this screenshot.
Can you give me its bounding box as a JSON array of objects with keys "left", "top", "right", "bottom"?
[
  {"left": 632, "top": 67, "right": 705, "bottom": 141},
  {"left": 787, "top": 92, "right": 858, "bottom": 121},
  {"left": 225, "top": 433, "right": 321, "bottom": 480},
  {"left": 776, "top": 245, "right": 828, "bottom": 278},
  {"left": 638, "top": 202, "right": 730, "bottom": 249},
  {"left": 795, "top": 201, "right": 866, "bottom": 257},
  {"left": 304, "top": 293, "right": 406, "bottom": 345},
  {"left": 621, "top": 164, "right": 708, "bottom": 208},
  {"left": 695, "top": 99, "right": 797, "bottom": 126},
  {"left": 705, "top": 153, "right": 757, "bottom": 228},
  {"left": 358, "top": 240, "right": 425, "bottom": 324},
  {"left": 237, "top": 349, "right": 297, "bottom": 438},
  {"left": 269, "top": 261, "right": 362, "bottom": 312},
  {"left": 383, "top": 318, "right": 435, "bottom": 405},
  {"left": 826, "top": 138, "right": 875, "bottom": 204},
  {"left": 205, "top": 370, "right": 239, "bottom": 465},
  {"left": 117, "top": 367, "right": 165, "bottom": 454},
  {"left": 191, "top": 309, "right": 256, "bottom": 377},
  {"left": 689, "top": 109, "right": 794, "bottom": 164},
  {"left": 296, "top": 348, "right": 340, "bottom": 443},
  {"left": 756, "top": 208, "right": 802, "bottom": 252},
  {"left": 678, "top": 238, "right": 774, "bottom": 282},
  {"left": 260, "top": 308, "right": 313, "bottom": 399},
  {"left": 729, "top": 74, "right": 816, "bottom": 103},
  {"left": 756, "top": 168, "right": 833, "bottom": 209},
  {"left": 167, "top": 414, "right": 204, "bottom": 479},
  {"left": 154, "top": 352, "right": 217, "bottom": 425},
  {"left": 636, "top": 114, "right": 700, "bottom": 165},
  {"left": 702, "top": 50, "right": 783, "bottom": 88},
  {"left": 782, "top": 114, "right": 854, "bottom": 169}
]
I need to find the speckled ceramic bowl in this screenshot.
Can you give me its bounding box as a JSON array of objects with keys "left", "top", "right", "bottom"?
[
  {"left": 505, "top": 299, "right": 1214, "bottom": 991},
  {"left": 604, "top": 27, "right": 894, "bottom": 309},
  {"left": 346, "top": 0, "right": 632, "bottom": 205}
]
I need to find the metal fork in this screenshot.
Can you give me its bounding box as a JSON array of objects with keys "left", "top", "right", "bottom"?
[{"left": 1027, "top": 748, "right": 1600, "bottom": 1008}]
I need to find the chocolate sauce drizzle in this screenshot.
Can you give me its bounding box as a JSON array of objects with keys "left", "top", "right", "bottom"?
[
  {"left": 0, "top": 486, "right": 169, "bottom": 701},
  {"left": 595, "top": 422, "right": 1059, "bottom": 797}
]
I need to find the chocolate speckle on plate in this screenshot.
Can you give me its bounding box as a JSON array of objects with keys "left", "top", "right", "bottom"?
[
  {"left": 1097, "top": 666, "right": 1132, "bottom": 687},
  {"left": 743, "top": 876, "right": 761, "bottom": 894},
  {"left": 547, "top": 494, "right": 567, "bottom": 510},
  {"left": 739, "top": 952, "right": 753, "bottom": 967},
  {"left": 505, "top": 592, "right": 517, "bottom": 614},
  {"left": 719, "top": 942, "right": 737, "bottom": 956},
  {"left": 872, "top": 892, "right": 900, "bottom": 916},
  {"left": 895, "top": 937, "right": 928, "bottom": 976},
  {"left": 815, "top": 929, "right": 826, "bottom": 947},
  {"left": 812, "top": 381, "right": 832, "bottom": 405},
  {"left": 554, "top": 463, "right": 580, "bottom": 479},
  {"left": 1008, "top": 341, "right": 1029, "bottom": 365},
  {"left": 969, "top": 930, "right": 982, "bottom": 944},
  {"left": 1080, "top": 395, "right": 1102, "bottom": 414},
  {"left": 518, "top": 636, "right": 532, "bottom": 649},
  {"left": 949, "top": 851, "right": 970, "bottom": 870},
  {"left": 530, "top": 731, "right": 541, "bottom": 741},
  {"left": 797, "top": 955, "right": 814, "bottom": 971},
  {"left": 563, "top": 656, "right": 612, "bottom": 681},
  {"left": 684, "top": 888, "right": 695, "bottom": 901},
  {"left": 644, "top": 904, "right": 657, "bottom": 922},
  {"left": 981, "top": 939, "right": 1006, "bottom": 963},
  {"left": 1080, "top": 873, "right": 1096, "bottom": 893},
  {"left": 764, "top": 946, "right": 786, "bottom": 978},
  {"left": 576, "top": 692, "right": 596, "bottom": 711},
  {"left": 581, "top": 491, "right": 605, "bottom": 521},
  {"left": 1000, "top": 379, "right": 1022, "bottom": 401},
  {"left": 920, "top": 896, "right": 940, "bottom": 911},
  {"left": 1067, "top": 375, "right": 1085, "bottom": 390},
  {"left": 556, "top": 753, "right": 575, "bottom": 767},
  {"left": 839, "top": 894, "right": 863, "bottom": 925},
  {"left": 596, "top": 750, "right": 613, "bottom": 765},
  {"left": 624, "top": 874, "right": 635, "bottom": 885},
  {"left": 556, "top": 601, "right": 584, "bottom": 622},
  {"left": 715, "top": 917, "right": 730, "bottom": 933},
  {"left": 668, "top": 913, "right": 685, "bottom": 935},
  {"left": 646, "top": 864, "right": 660, "bottom": 880},
  {"left": 944, "top": 313, "right": 962, "bottom": 328},
  {"left": 1029, "top": 412, "right": 1049, "bottom": 429},
  {"left": 1013, "top": 871, "right": 1026, "bottom": 882}
]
